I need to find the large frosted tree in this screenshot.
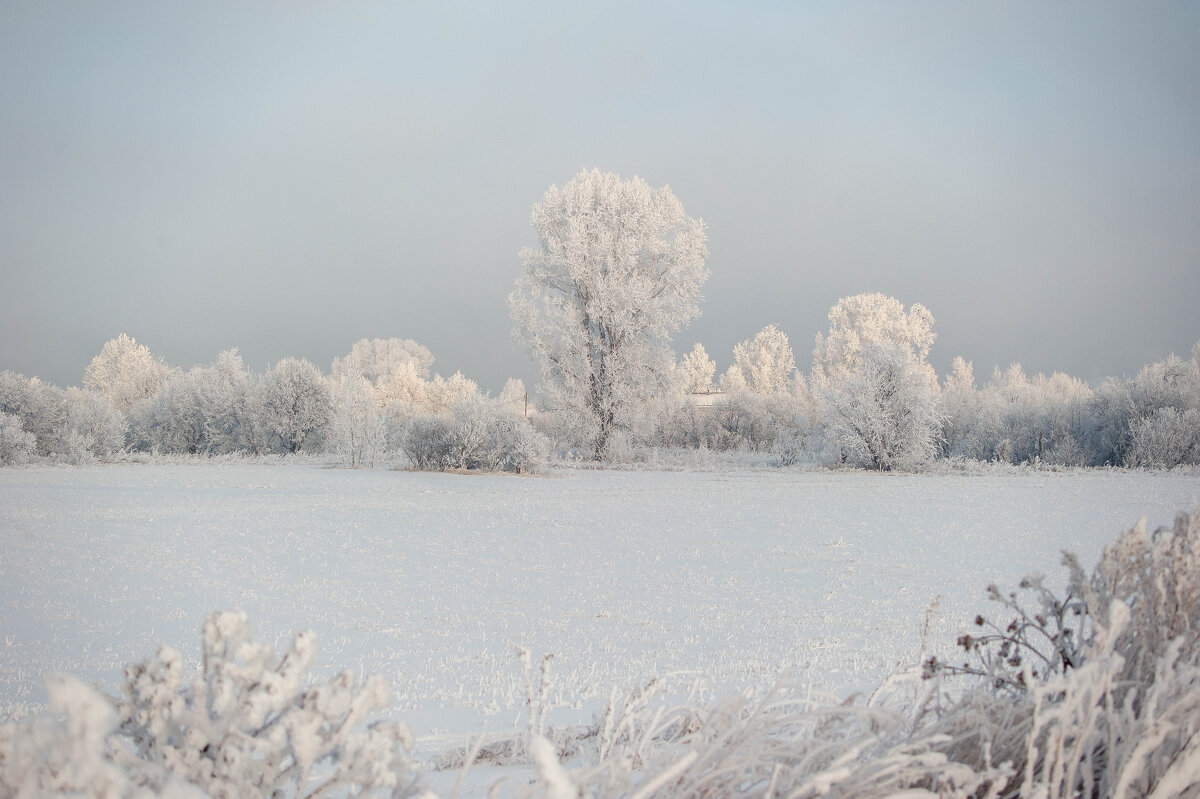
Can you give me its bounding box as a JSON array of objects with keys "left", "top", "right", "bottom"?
[{"left": 509, "top": 169, "right": 708, "bottom": 458}]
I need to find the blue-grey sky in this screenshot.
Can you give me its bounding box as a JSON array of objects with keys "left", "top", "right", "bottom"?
[{"left": 2, "top": 2, "right": 1198, "bottom": 393}]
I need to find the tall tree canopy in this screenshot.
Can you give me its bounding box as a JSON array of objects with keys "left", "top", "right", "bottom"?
[{"left": 509, "top": 169, "right": 708, "bottom": 458}]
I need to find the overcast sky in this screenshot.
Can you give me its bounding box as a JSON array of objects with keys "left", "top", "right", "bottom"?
[{"left": 2, "top": 2, "right": 1197, "bottom": 393}]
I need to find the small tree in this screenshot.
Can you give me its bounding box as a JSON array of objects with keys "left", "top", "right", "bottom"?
[
  {"left": 256, "top": 358, "right": 333, "bottom": 454},
  {"left": 720, "top": 324, "right": 796, "bottom": 395},
  {"left": 329, "top": 373, "right": 388, "bottom": 468},
  {"left": 679, "top": 343, "right": 716, "bottom": 394},
  {"left": 510, "top": 168, "right": 709, "bottom": 459}
]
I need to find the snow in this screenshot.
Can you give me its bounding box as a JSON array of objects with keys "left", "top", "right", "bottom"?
[{"left": 1, "top": 462, "right": 1197, "bottom": 765}]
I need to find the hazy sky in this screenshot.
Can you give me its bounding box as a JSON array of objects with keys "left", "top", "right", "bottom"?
[{"left": 2, "top": 2, "right": 1197, "bottom": 393}]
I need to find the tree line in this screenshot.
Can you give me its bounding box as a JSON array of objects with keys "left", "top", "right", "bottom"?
[{"left": 2, "top": 168, "right": 1197, "bottom": 470}]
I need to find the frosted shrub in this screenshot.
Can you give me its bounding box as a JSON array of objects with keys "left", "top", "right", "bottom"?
[
  {"left": 0, "top": 371, "right": 70, "bottom": 456},
  {"left": 1125, "top": 406, "right": 1200, "bottom": 468},
  {"left": 0, "top": 611, "right": 424, "bottom": 799},
  {"left": 0, "top": 675, "right": 151, "bottom": 799},
  {"left": 65, "top": 388, "right": 127, "bottom": 460},
  {"left": 0, "top": 411, "right": 35, "bottom": 466},
  {"left": 711, "top": 391, "right": 788, "bottom": 452},
  {"left": 525, "top": 684, "right": 1007, "bottom": 799},
  {"left": 402, "top": 400, "right": 548, "bottom": 473},
  {"left": 513, "top": 512, "right": 1200, "bottom": 799},
  {"left": 1086, "top": 510, "right": 1200, "bottom": 688},
  {"left": 922, "top": 509, "right": 1200, "bottom": 798}
]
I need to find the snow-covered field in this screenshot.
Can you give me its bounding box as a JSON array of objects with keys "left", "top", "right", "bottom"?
[{"left": 1, "top": 462, "right": 1197, "bottom": 762}]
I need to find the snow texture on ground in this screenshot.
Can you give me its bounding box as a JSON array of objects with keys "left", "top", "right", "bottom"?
[{"left": 1, "top": 462, "right": 1197, "bottom": 760}]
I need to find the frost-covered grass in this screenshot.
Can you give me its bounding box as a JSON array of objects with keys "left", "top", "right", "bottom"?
[{"left": 0, "top": 463, "right": 1197, "bottom": 785}]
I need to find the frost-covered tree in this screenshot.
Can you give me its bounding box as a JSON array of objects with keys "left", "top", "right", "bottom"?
[
  {"left": 376, "top": 361, "right": 431, "bottom": 422},
  {"left": 1125, "top": 407, "right": 1200, "bottom": 468},
  {"left": 192, "top": 349, "right": 256, "bottom": 454},
  {"left": 0, "top": 412, "right": 36, "bottom": 466},
  {"left": 256, "top": 358, "right": 333, "bottom": 454},
  {"left": 819, "top": 344, "right": 939, "bottom": 470},
  {"left": 126, "top": 351, "right": 254, "bottom": 456},
  {"left": 812, "top": 293, "right": 936, "bottom": 389},
  {"left": 938, "top": 356, "right": 981, "bottom": 458},
  {"left": 63, "top": 388, "right": 126, "bottom": 460},
  {"left": 83, "top": 333, "right": 174, "bottom": 413},
  {"left": 720, "top": 325, "right": 796, "bottom": 394},
  {"left": 1089, "top": 346, "right": 1200, "bottom": 466},
  {"left": 423, "top": 371, "right": 479, "bottom": 415},
  {"left": 812, "top": 295, "right": 939, "bottom": 470},
  {"left": 331, "top": 337, "right": 435, "bottom": 385},
  {"left": 329, "top": 373, "right": 388, "bottom": 468},
  {"left": 331, "top": 338, "right": 483, "bottom": 427},
  {"left": 509, "top": 169, "right": 709, "bottom": 459},
  {"left": 0, "top": 371, "right": 69, "bottom": 456},
  {"left": 679, "top": 343, "right": 716, "bottom": 394},
  {"left": 960, "top": 364, "right": 1093, "bottom": 465},
  {"left": 129, "top": 371, "right": 206, "bottom": 454}
]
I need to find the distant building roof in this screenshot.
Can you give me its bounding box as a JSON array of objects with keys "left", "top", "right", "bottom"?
[{"left": 686, "top": 390, "right": 725, "bottom": 408}]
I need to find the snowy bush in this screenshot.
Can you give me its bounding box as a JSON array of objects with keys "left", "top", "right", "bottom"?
[
  {"left": 402, "top": 400, "right": 549, "bottom": 473},
  {"left": 0, "top": 611, "right": 425, "bottom": 799},
  {"left": 710, "top": 391, "right": 793, "bottom": 452},
  {"left": 918, "top": 508, "right": 1200, "bottom": 798},
  {"left": 0, "top": 371, "right": 70, "bottom": 456},
  {"left": 498, "top": 510, "right": 1200, "bottom": 799},
  {"left": 0, "top": 674, "right": 159, "bottom": 798},
  {"left": 0, "top": 411, "right": 36, "bottom": 466},
  {"left": 64, "top": 388, "right": 127, "bottom": 460},
  {"left": 1125, "top": 406, "right": 1200, "bottom": 468}
]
